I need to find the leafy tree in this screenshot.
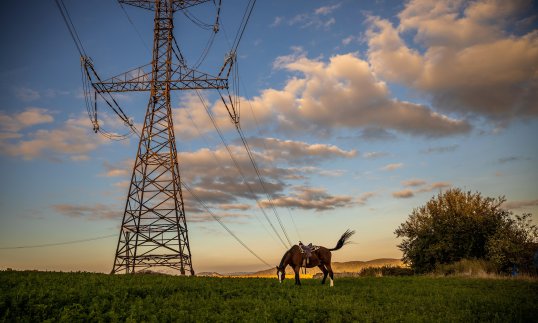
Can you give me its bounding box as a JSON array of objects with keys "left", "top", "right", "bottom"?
[
  {"left": 486, "top": 213, "right": 538, "bottom": 274},
  {"left": 395, "top": 188, "right": 538, "bottom": 273}
]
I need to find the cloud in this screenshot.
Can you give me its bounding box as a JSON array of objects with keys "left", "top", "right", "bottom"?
[
  {"left": 52, "top": 202, "right": 250, "bottom": 224},
  {"left": 315, "top": 4, "right": 341, "bottom": 15},
  {"left": 357, "top": 192, "right": 376, "bottom": 205},
  {"left": 317, "top": 169, "right": 346, "bottom": 177},
  {"left": 0, "top": 109, "right": 128, "bottom": 161},
  {"left": 0, "top": 108, "right": 107, "bottom": 161},
  {"left": 101, "top": 138, "right": 358, "bottom": 215},
  {"left": 402, "top": 179, "right": 427, "bottom": 187},
  {"left": 0, "top": 107, "right": 54, "bottom": 132},
  {"left": 188, "top": 212, "right": 251, "bottom": 223},
  {"left": 367, "top": 0, "right": 538, "bottom": 126},
  {"left": 270, "top": 16, "right": 284, "bottom": 27},
  {"left": 393, "top": 181, "right": 452, "bottom": 199},
  {"left": 397, "top": 0, "right": 531, "bottom": 47},
  {"left": 102, "top": 159, "right": 133, "bottom": 177},
  {"left": 173, "top": 49, "right": 470, "bottom": 139},
  {"left": 498, "top": 156, "right": 531, "bottom": 164},
  {"left": 270, "top": 52, "right": 471, "bottom": 137},
  {"left": 218, "top": 203, "right": 251, "bottom": 211},
  {"left": 247, "top": 137, "right": 357, "bottom": 164},
  {"left": 288, "top": 5, "right": 339, "bottom": 29},
  {"left": 177, "top": 146, "right": 286, "bottom": 205},
  {"left": 0, "top": 116, "right": 106, "bottom": 161},
  {"left": 113, "top": 180, "right": 130, "bottom": 189},
  {"left": 342, "top": 35, "right": 355, "bottom": 46},
  {"left": 363, "top": 151, "right": 388, "bottom": 159},
  {"left": 421, "top": 144, "right": 459, "bottom": 154},
  {"left": 416, "top": 182, "right": 451, "bottom": 192},
  {"left": 324, "top": 17, "right": 336, "bottom": 28},
  {"left": 14, "top": 87, "right": 69, "bottom": 101},
  {"left": 358, "top": 127, "right": 397, "bottom": 141},
  {"left": 392, "top": 189, "right": 414, "bottom": 198},
  {"left": 0, "top": 133, "right": 22, "bottom": 140},
  {"left": 171, "top": 91, "right": 272, "bottom": 140},
  {"left": 71, "top": 155, "right": 90, "bottom": 161},
  {"left": 15, "top": 87, "right": 40, "bottom": 102},
  {"left": 381, "top": 163, "right": 403, "bottom": 171},
  {"left": 502, "top": 199, "right": 538, "bottom": 210},
  {"left": 52, "top": 203, "right": 121, "bottom": 220},
  {"left": 177, "top": 139, "right": 354, "bottom": 207},
  {"left": 260, "top": 186, "right": 354, "bottom": 211}
]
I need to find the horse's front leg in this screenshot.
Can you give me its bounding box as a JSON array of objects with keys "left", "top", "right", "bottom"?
[{"left": 293, "top": 266, "right": 301, "bottom": 286}]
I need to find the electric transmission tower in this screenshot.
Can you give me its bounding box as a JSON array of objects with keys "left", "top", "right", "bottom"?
[{"left": 82, "top": 0, "right": 235, "bottom": 275}]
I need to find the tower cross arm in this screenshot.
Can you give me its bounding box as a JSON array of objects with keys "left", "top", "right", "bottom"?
[
  {"left": 119, "top": 0, "right": 210, "bottom": 11},
  {"left": 91, "top": 64, "right": 229, "bottom": 93}
]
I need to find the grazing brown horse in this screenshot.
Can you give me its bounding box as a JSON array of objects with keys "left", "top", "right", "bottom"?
[{"left": 276, "top": 229, "right": 355, "bottom": 286}]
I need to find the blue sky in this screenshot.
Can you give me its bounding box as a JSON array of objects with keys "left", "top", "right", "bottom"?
[{"left": 1, "top": 0, "right": 537, "bottom": 274}]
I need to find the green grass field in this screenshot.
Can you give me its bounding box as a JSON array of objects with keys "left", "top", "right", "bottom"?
[{"left": 1, "top": 271, "right": 537, "bottom": 322}]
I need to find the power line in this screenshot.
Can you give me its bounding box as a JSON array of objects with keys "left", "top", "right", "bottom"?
[
  {"left": 118, "top": 1, "right": 150, "bottom": 52},
  {"left": 0, "top": 234, "right": 116, "bottom": 250},
  {"left": 181, "top": 180, "right": 272, "bottom": 268},
  {"left": 213, "top": 2, "right": 297, "bottom": 246},
  {"left": 54, "top": 0, "right": 138, "bottom": 139},
  {"left": 81, "top": 63, "right": 135, "bottom": 140},
  {"left": 235, "top": 125, "right": 293, "bottom": 247},
  {"left": 183, "top": 103, "right": 278, "bottom": 245},
  {"left": 217, "top": 56, "right": 294, "bottom": 247},
  {"left": 82, "top": 59, "right": 140, "bottom": 137},
  {"left": 232, "top": 0, "right": 257, "bottom": 52},
  {"left": 239, "top": 78, "right": 302, "bottom": 241},
  {"left": 210, "top": 8, "right": 297, "bottom": 247},
  {"left": 195, "top": 90, "right": 289, "bottom": 249},
  {"left": 53, "top": 0, "right": 86, "bottom": 57},
  {"left": 172, "top": 35, "right": 187, "bottom": 66}
]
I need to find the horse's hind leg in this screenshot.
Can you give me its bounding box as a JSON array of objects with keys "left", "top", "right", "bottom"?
[
  {"left": 318, "top": 265, "right": 328, "bottom": 284},
  {"left": 325, "top": 263, "right": 335, "bottom": 287},
  {"left": 293, "top": 266, "right": 301, "bottom": 286}
]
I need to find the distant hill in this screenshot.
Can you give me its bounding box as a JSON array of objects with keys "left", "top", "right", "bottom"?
[{"left": 197, "top": 258, "right": 403, "bottom": 278}]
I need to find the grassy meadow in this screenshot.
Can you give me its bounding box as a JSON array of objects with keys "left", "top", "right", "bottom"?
[{"left": 1, "top": 271, "right": 537, "bottom": 322}]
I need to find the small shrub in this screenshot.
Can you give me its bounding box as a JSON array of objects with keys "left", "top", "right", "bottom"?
[
  {"left": 434, "top": 259, "right": 497, "bottom": 277},
  {"left": 359, "top": 265, "right": 414, "bottom": 277}
]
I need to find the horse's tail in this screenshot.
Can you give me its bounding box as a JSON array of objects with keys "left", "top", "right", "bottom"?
[{"left": 328, "top": 229, "right": 355, "bottom": 251}]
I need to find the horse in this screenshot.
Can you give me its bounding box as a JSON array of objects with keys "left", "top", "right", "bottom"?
[{"left": 276, "top": 229, "right": 355, "bottom": 286}]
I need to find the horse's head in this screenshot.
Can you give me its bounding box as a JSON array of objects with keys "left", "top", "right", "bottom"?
[{"left": 276, "top": 266, "right": 285, "bottom": 283}]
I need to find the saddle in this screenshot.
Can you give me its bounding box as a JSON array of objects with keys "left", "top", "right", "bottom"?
[{"left": 299, "top": 242, "right": 320, "bottom": 268}]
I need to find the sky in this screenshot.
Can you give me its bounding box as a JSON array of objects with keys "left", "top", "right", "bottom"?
[{"left": 1, "top": 0, "right": 537, "bottom": 274}]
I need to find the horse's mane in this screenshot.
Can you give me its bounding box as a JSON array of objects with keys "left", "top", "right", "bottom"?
[{"left": 278, "top": 249, "right": 291, "bottom": 268}]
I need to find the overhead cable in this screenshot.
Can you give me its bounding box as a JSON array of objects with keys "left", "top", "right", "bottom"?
[
  {"left": 181, "top": 180, "right": 272, "bottom": 268},
  {"left": 118, "top": 1, "right": 151, "bottom": 52},
  {"left": 183, "top": 107, "right": 278, "bottom": 244},
  {"left": 53, "top": 0, "right": 86, "bottom": 57},
  {"left": 218, "top": 57, "right": 295, "bottom": 247},
  {"left": 240, "top": 78, "right": 302, "bottom": 241},
  {"left": 195, "top": 90, "right": 289, "bottom": 249},
  {"left": 0, "top": 234, "right": 116, "bottom": 250},
  {"left": 235, "top": 125, "right": 293, "bottom": 247},
  {"left": 232, "top": 0, "right": 256, "bottom": 52}
]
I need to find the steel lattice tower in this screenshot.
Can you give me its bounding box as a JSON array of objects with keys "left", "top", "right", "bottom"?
[{"left": 85, "top": 0, "right": 229, "bottom": 275}]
